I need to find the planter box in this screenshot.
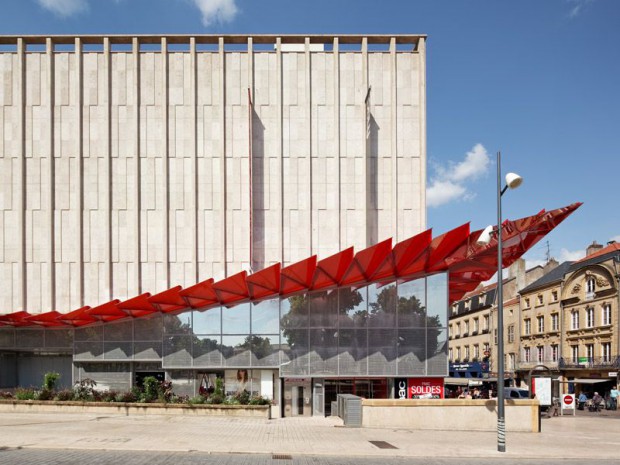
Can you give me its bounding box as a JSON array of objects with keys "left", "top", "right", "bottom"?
[{"left": 0, "top": 400, "right": 270, "bottom": 419}]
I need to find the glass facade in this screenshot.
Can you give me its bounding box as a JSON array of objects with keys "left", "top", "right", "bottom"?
[{"left": 0, "top": 272, "right": 448, "bottom": 378}]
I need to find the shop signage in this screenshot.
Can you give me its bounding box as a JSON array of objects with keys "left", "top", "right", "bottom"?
[
  {"left": 407, "top": 377, "right": 444, "bottom": 399},
  {"left": 395, "top": 378, "right": 408, "bottom": 399},
  {"left": 609, "top": 372, "right": 618, "bottom": 377}
]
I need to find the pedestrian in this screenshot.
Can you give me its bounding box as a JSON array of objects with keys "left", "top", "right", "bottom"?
[
  {"left": 592, "top": 392, "right": 603, "bottom": 412},
  {"left": 578, "top": 391, "right": 587, "bottom": 410},
  {"left": 610, "top": 385, "right": 619, "bottom": 411}
]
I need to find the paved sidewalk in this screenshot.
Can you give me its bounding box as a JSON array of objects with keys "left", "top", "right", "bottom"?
[{"left": 0, "top": 411, "right": 618, "bottom": 459}]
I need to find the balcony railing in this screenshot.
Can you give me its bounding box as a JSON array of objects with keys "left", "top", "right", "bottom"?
[
  {"left": 559, "top": 356, "right": 620, "bottom": 369},
  {"left": 517, "top": 359, "right": 559, "bottom": 370}
]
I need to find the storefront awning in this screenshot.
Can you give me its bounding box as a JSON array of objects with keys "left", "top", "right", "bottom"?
[{"left": 557, "top": 378, "right": 611, "bottom": 384}]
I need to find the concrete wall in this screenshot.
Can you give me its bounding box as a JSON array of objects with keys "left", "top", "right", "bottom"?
[
  {"left": 0, "top": 400, "right": 270, "bottom": 418},
  {"left": 0, "top": 34, "right": 426, "bottom": 315},
  {"left": 361, "top": 399, "right": 540, "bottom": 432}
]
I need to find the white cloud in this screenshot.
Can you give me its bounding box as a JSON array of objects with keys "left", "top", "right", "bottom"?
[
  {"left": 191, "top": 0, "right": 239, "bottom": 26},
  {"left": 37, "top": 0, "right": 88, "bottom": 17},
  {"left": 525, "top": 247, "right": 585, "bottom": 270},
  {"left": 558, "top": 248, "right": 585, "bottom": 262},
  {"left": 426, "top": 180, "right": 467, "bottom": 208},
  {"left": 567, "top": 0, "right": 595, "bottom": 18},
  {"left": 609, "top": 235, "right": 620, "bottom": 243},
  {"left": 427, "top": 143, "right": 491, "bottom": 208}
]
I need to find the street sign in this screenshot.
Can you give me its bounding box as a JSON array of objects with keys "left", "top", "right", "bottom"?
[{"left": 561, "top": 393, "right": 575, "bottom": 416}]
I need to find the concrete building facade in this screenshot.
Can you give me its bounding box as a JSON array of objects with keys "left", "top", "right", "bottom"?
[{"left": 0, "top": 34, "right": 427, "bottom": 315}]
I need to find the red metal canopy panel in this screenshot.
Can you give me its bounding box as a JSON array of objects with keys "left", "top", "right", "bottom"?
[
  {"left": 311, "top": 247, "right": 354, "bottom": 291},
  {"left": 87, "top": 300, "right": 126, "bottom": 322},
  {"left": 148, "top": 286, "right": 188, "bottom": 313},
  {"left": 117, "top": 293, "right": 158, "bottom": 318},
  {"left": 425, "top": 223, "right": 470, "bottom": 273},
  {"left": 391, "top": 229, "right": 433, "bottom": 278},
  {"left": 212, "top": 271, "right": 249, "bottom": 306},
  {"left": 56, "top": 306, "right": 96, "bottom": 327},
  {"left": 24, "top": 310, "right": 67, "bottom": 327},
  {"left": 444, "top": 203, "right": 582, "bottom": 304},
  {"left": 0, "top": 311, "right": 34, "bottom": 327},
  {"left": 246, "top": 263, "right": 281, "bottom": 300},
  {"left": 340, "top": 239, "right": 392, "bottom": 286},
  {"left": 280, "top": 256, "right": 317, "bottom": 297},
  {"left": 179, "top": 278, "right": 219, "bottom": 310}
]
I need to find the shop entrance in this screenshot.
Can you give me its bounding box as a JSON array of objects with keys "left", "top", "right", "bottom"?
[
  {"left": 283, "top": 378, "right": 311, "bottom": 417},
  {"left": 324, "top": 378, "right": 388, "bottom": 416}
]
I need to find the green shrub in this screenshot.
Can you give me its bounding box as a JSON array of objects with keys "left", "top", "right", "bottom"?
[
  {"left": 36, "top": 388, "right": 54, "bottom": 401},
  {"left": 116, "top": 390, "right": 138, "bottom": 403},
  {"left": 214, "top": 377, "right": 224, "bottom": 397},
  {"left": 231, "top": 390, "right": 251, "bottom": 405},
  {"left": 206, "top": 393, "right": 224, "bottom": 404},
  {"left": 249, "top": 395, "right": 271, "bottom": 405},
  {"left": 54, "top": 389, "right": 74, "bottom": 401},
  {"left": 15, "top": 388, "right": 36, "bottom": 400},
  {"left": 141, "top": 376, "right": 160, "bottom": 402},
  {"left": 43, "top": 372, "right": 60, "bottom": 391},
  {"left": 187, "top": 395, "right": 206, "bottom": 405},
  {"left": 100, "top": 390, "right": 119, "bottom": 402}
]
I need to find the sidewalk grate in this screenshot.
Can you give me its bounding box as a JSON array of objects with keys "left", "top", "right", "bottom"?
[
  {"left": 369, "top": 440, "right": 398, "bottom": 449},
  {"left": 272, "top": 454, "right": 292, "bottom": 460}
]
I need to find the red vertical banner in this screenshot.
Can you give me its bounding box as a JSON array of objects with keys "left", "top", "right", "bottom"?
[{"left": 407, "top": 377, "right": 444, "bottom": 399}]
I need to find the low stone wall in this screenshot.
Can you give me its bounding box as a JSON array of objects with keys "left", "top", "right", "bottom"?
[
  {"left": 0, "top": 400, "right": 271, "bottom": 419},
  {"left": 362, "top": 399, "right": 539, "bottom": 432}
]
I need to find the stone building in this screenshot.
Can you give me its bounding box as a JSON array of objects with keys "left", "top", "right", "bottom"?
[
  {"left": 559, "top": 242, "right": 620, "bottom": 391},
  {"left": 517, "top": 260, "right": 573, "bottom": 383}
]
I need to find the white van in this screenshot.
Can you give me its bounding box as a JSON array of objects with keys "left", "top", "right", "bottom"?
[{"left": 504, "top": 387, "right": 530, "bottom": 399}]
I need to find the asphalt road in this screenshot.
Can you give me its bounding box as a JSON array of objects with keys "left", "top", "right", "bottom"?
[{"left": 0, "top": 449, "right": 618, "bottom": 465}]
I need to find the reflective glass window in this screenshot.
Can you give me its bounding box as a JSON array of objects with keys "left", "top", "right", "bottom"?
[
  {"left": 193, "top": 308, "right": 221, "bottom": 334},
  {"left": 248, "top": 334, "right": 280, "bottom": 367},
  {"left": 368, "top": 283, "right": 396, "bottom": 328},
  {"left": 251, "top": 299, "right": 280, "bottom": 334},
  {"left": 222, "top": 334, "right": 252, "bottom": 367},
  {"left": 193, "top": 335, "right": 223, "bottom": 367},
  {"left": 427, "top": 272, "right": 448, "bottom": 327},
  {"left": 426, "top": 328, "right": 448, "bottom": 376},
  {"left": 397, "top": 278, "right": 426, "bottom": 328},
  {"left": 163, "top": 313, "right": 192, "bottom": 335},
  {"left": 309, "top": 290, "right": 339, "bottom": 327},
  {"left": 280, "top": 294, "right": 309, "bottom": 330},
  {"left": 337, "top": 328, "right": 368, "bottom": 376},
  {"left": 338, "top": 287, "right": 367, "bottom": 328},
  {"left": 222, "top": 302, "right": 250, "bottom": 335}
]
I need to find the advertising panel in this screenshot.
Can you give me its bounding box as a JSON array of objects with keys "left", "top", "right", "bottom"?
[
  {"left": 407, "top": 377, "right": 444, "bottom": 399},
  {"left": 533, "top": 377, "right": 551, "bottom": 406}
]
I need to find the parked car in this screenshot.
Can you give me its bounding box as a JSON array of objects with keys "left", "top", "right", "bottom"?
[{"left": 504, "top": 388, "right": 530, "bottom": 399}]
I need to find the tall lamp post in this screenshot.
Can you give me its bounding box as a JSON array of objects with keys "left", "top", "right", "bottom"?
[{"left": 477, "top": 151, "right": 523, "bottom": 453}]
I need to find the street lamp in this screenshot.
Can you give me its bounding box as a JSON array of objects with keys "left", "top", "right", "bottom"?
[{"left": 477, "top": 151, "right": 523, "bottom": 453}]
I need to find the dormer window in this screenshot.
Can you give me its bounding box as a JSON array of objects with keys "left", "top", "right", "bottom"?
[{"left": 586, "top": 277, "right": 596, "bottom": 294}]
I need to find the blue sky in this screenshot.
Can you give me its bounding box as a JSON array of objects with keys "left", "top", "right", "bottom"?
[{"left": 2, "top": 0, "right": 619, "bottom": 268}]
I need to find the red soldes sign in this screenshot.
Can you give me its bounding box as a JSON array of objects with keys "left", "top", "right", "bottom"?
[{"left": 407, "top": 377, "right": 444, "bottom": 399}]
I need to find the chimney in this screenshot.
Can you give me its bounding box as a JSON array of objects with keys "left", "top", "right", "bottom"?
[
  {"left": 543, "top": 258, "right": 559, "bottom": 274},
  {"left": 586, "top": 241, "right": 603, "bottom": 257},
  {"left": 508, "top": 258, "right": 526, "bottom": 291}
]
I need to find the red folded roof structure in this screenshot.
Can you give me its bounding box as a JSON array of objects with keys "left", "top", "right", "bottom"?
[{"left": 0, "top": 203, "right": 581, "bottom": 328}]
